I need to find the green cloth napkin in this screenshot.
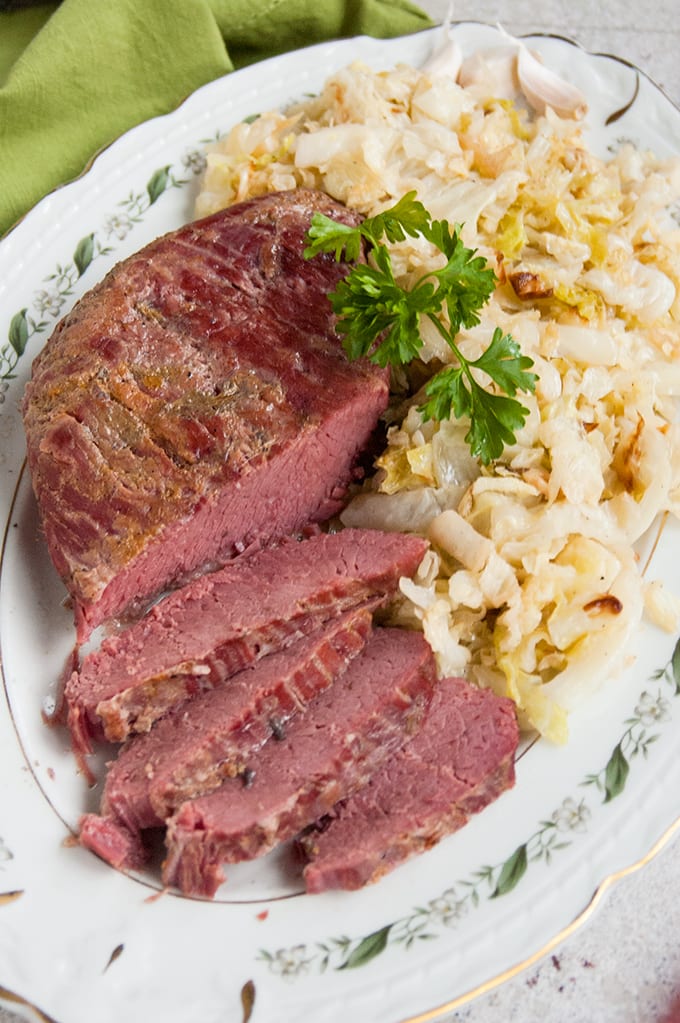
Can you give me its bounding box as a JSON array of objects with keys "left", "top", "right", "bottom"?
[{"left": 0, "top": 0, "right": 432, "bottom": 236}]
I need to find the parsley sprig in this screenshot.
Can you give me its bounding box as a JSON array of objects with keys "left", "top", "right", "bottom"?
[{"left": 304, "top": 191, "right": 537, "bottom": 464}]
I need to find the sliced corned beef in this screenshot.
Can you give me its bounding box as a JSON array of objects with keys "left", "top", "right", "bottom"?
[
  {"left": 162, "top": 628, "right": 436, "bottom": 897},
  {"left": 65, "top": 528, "right": 427, "bottom": 753},
  {"left": 79, "top": 810, "right": 147, "bottom": 872},
  {"left": 300, "top": 677, "right": 519, "bottom": 893},
  {"left": 79, "top": 606, "right": 374, "bottom": 870},
  {"left": 21, "top": 189, "right": 389, "bottom": 642}
]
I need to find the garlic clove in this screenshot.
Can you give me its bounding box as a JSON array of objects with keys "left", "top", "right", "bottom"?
[
  {"left": 516, "top": 40, "right": 588, "bottom": 119},
  {"left": 422, "top": 2, "right": 463, "bottom": 80},
  {"left": 458, "top": 45, "right": 520, "bottom": 100},
  {"left": 423, "top": 28, "right": 463, "bottom": 80}
]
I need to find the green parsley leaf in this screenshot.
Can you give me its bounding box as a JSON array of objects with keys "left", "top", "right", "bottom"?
[
  {"left": 360, "top": 191, "right": 430, "bottom": 246},
  {"left": 465, "top": 389, "right": 530, "bottom": 464},
  {"left": 417, "top": 364, "right": 469, "bottom": 422},
  {"left": 425, "top": 220, "right": 497, "bottom": 335},
  {"left": 304, "top": 215, "right": 363, "bottom": 262},
  {"left": 329, "top": 246, "right": 432, "bottom": 366},
  {"left": 304, "top": 191, "right": 429, "bottom": 263},
  {"left": 303, "top": 193, "right": 538, "bottom": 465},
  {"left": 420, "top": 363, "right": 532, "bottom": 464},
  {"left": 471, "top": 327, "right": 538, "bottom": 396}
]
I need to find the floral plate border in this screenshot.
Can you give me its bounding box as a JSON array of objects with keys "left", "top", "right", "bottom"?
[{"left": 2, "top": 23, "right": 680, "bottom": 1023}]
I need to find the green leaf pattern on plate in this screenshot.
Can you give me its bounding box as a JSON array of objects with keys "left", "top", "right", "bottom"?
[
  {"left": 8, "top": 309, "right": 29, "bottom": 358},
  {"left": 583, "top": 642, "right": 678, "bottom": 801},
  {"left": 602, "top": 742, "right": 631, "bottom": 802},
  {"left": 260, "top": 636, "right": 680, "bottom": 977},
  {"left": 671, "top": 635, "right": 680, "bottom": 693},
  {"left": 1, "top": 148, "right": 208, "bottom": 386},
  {"left": 146, "top": 166, "right": 172, "bottom": 205},
  {"left": 339, "top": 926, "right": 392, "bottom": 969},
  {"left": 490, "top": 843, "right": 528, "bottom": 898},
  {"left": 73, "top": 233, "right": 96, "bottom": 278}
]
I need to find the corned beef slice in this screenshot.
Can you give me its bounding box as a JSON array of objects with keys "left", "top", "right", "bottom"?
[
  {"left": 162, "top": 628, "right": 436, "bottom": 897},
  {"left": 21, "top": 189, "right": 388, "bottom": 642},
  {"left": 81, "top": 606, "right": 374, "bottom": 867},
  {"left": 65, "top": 529, "right": 427, "bottom": 752},
  {"left": 300, "top": 677, "right": 519, "bottom": 893},
  {"left": 79, "top": 809, "right": 147, "bottom": 872}
]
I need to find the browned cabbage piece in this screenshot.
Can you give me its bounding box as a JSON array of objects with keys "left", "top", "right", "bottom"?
[{"left": 22, "top": 189, "right": 389, "bottom": 642}]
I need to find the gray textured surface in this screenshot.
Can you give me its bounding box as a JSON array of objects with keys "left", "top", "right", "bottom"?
[{"left": 2, "top": 2, "right": 680, "bottom": 1021}]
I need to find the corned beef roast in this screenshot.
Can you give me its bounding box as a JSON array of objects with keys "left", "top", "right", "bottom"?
[
  {"left": 21, "top": 189, "right": 389, "bottom": 642},
  {"left": 25, "top": 182, "right": 521, "bottom": 902},
  {"left": 79, "top": 605, "right": 375, "bottom": 869},
  {"left": 66, "top": 528, "right": 427, "bottom": 753},
  {"left": 300, "top": 677, "right": 519, "bottom": 893},
  {"left": 162, "top": 628, "right": 436, "bottom": 897}
]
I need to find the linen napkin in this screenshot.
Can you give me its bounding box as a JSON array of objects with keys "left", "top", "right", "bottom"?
[{"left": 0, "top": 0, "right": 432, "bottom": 236}]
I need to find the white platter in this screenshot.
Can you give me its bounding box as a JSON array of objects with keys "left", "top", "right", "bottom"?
[{"left": 1, "top": 21, "right": 680, "bottom": 1023}]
